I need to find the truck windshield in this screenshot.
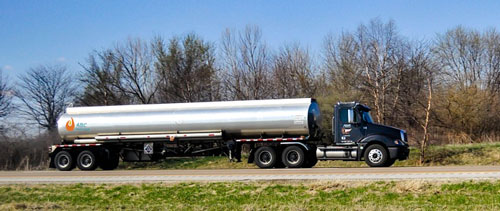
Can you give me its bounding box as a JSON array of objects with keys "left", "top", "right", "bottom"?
[{"left": 362, "top": 111, "right": 374, "bottom": 123}]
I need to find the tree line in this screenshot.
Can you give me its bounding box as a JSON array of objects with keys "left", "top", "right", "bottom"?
[{"left": 1, "top": 19, "right": 499, "bottom": 168}]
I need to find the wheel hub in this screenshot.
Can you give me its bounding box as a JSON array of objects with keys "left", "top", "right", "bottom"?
[
  {"left": 286, "top": 150, "right": 300, "bottom": 165},
  {"left": 259, "top": 152, "right": 272, "bottom": 165},
  {"left": 58, "top": 155, "right": 69, "bottom": 168},
  {"left": 80, "top": 154, "right": 93, "bottom": 168},
  {"left": 368, "top": 149, "right": 383, "bottom": 163}
]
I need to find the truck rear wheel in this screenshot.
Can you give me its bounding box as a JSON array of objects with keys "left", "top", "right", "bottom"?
[
  {"left": 364, "top": 144, "right": 389, "bottom": 167},
  {"left": 254, "top": 146, "right": 277, "bottom": 168},
  {"left": 282, "top": 146, "right": 305, "bottom": 168},
  {"left": 54, "top": 151, "right": 75, "bottom": 171},
  {"left": 302, "top": 150, "right": 318, "bottom": 168},
  {"left": 77, "top": 150, "right": 98, "bottom": 171},
  {"left": 99, "top": 152, "right": 120, "bottom": 170}
]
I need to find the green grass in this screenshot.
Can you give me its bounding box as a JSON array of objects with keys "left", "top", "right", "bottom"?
[
  {"left": 2, "top": 180, "right": 500, "bottom": 210},
  {"left": 120, "top": 142, "right": 500, "bottom": 169}
]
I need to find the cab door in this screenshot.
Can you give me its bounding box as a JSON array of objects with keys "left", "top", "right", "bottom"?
[{"left": 335, "top": 107, "right": 365, "bottom": 145}]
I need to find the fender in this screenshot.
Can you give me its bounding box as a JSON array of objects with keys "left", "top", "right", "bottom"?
[
  {"left": 359, "top": 134, "right": 402, "bottom": 160},
  {"left": 359, "top": 135, "right": 398, "bottom": 148},
  {"left": 280, "top": 142, "right": 310, "bottom": 151}
]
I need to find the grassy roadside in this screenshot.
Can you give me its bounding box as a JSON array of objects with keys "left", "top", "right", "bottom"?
[
  {"left": 1, "top": 180, "right": 500, "bottom": 210},
  {"left": 120, "top": 142, "right": 500, "bottom": 169}
]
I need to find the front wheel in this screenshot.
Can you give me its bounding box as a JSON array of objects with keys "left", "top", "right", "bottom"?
[{"left": 364, "top": 144, "right": 389, "bottom": 167}]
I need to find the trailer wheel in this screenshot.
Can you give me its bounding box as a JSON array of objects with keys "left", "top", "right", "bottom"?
[
  {"left": 77, "top": 150, "right": 98, "bottom": 171},
  {"left": 364, "top": 144, "right": 389, "bottom": 167},
  {"left": 282, "top": 146, "right": 305, "bottom": 168},
  {"left": 99, "top": 153, "right": 120, "bottom": 170},
  {"left": 254, "top": 146, "right": 277, "bottom": 168},
  {"left": 54, "top": 151, "right": 74, "bottom": 171}
]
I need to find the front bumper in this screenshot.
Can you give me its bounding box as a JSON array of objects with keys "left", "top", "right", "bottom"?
[{"left": 388, "top": 146, "right": 410, "bottom": 160}]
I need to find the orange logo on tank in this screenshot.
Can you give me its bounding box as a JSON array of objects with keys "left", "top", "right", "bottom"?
[{"left": 66, "top": 118, "right": 75, "bottom": 131}]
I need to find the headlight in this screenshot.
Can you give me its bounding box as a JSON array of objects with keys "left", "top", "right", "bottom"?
[{"left": 400, "top": 130, "right": 406, "bottom": 144}]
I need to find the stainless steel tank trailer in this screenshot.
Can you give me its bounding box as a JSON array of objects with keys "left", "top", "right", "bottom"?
[{"left": 49, "top": 98, "right": 409, "bottom": 171}]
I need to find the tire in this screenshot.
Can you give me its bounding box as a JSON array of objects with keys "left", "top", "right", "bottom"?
[
  {"left": 302, "top": 151, "right": 318, "bottom": 168},
  {"left": 254, "top": 146, "right": 277, "bottom": 168},
  {"left": 99, "top": 152, "right": 120, "bottom": 170},
  {"left": 282, "top": 146, "right": 305, "bottom": 168},
  {"left": 384, "top": 158, "right": 396, "bottom": 167},
  {"left": 77, "top": 150, "right": 98, "bottom": 171},
  {"left": 54, "top": 151, "right": 75, "bottom": 171},
  {"left": 364, "top": 144, "right": 389, "bottom": 167}
]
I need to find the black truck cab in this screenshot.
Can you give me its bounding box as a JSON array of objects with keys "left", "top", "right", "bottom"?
[{"left": 316, "top": 102, "right": 409, "bottom": 167}]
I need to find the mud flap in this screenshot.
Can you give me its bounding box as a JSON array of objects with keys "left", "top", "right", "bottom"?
[{"left": 248, "top": 148, "right": 255, "bottom": 163}]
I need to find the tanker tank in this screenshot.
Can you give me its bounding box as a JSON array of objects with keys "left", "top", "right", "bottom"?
[{"left": 57, "top": 98, "right": 321, "bottom": 142}]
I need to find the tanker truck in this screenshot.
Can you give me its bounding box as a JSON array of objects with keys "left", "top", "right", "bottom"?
[{"left": 49, "top": 98, "right": 409, "bottom": 171}]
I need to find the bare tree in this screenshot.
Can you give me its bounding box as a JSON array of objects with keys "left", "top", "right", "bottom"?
[
  {"left": 324, "top": 19, "right": 408, "bottom": 124},
  {"left": 114, "top": 38, "right": 159, "bottom": 104},
  {"left": 356, "top": 19, "right": 407, "bottom": 124},
  {"left": 434, "top": 26, "right": 484, "bottom": 88},
  {"left": 80, "top": 38, "right": 160, "bottom": 105},
  {"left": 483, "top": 29, "right": 500, "bottom": 93},
  {"left": 153, "top": 34, "right": 220, "bottom": 103},
  {"left": 16, "top": 65, "right": 78, "bottom": 132},
  {"left": 434, "top": 26, "right": 500, "bottom": 140},
  {"left": 403, "top": 45, "right": 436, "bottom": 163},
  {"left": 272, "top": 43, "right": 318, "bottom": 98},
  {"left": 434, "top": 26, "right": 500, "bottom": 92},
  {"left": 0, "top": 70, "right": 12, "bottom": 118},
  {"left": 79, "top": 50, "right": 131, "bottom": 106},
  {"left": 221, "top": 25, "right": 273, "bottom": 100},
  {"left": 323, "top": 32, "right": 362, "bottom": 93},
  {"left": 419, "top": 77, "right": 433, "bottom": 164},
  {"left": 0, "top": 69, "right": 12, "bottom": 134}
]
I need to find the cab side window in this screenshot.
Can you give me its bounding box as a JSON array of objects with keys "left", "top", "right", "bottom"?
[
  {"left": 339, "top": 108, "right": 348, "bottom": 123},
  {"left": 339, "top": 108, "right": 360, "bottom": 123}
]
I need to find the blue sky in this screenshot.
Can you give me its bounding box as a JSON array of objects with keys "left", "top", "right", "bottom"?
[{"left": 2, "top": 0, "right": 500, "bottom": 79}]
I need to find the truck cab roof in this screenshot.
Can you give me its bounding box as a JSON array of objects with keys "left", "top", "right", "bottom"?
[{"left": 336, "top": 102, "right": 371, "bottom": 111}]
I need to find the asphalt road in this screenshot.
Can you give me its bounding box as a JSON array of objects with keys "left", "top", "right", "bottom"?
[{"left": 1, "top": 166, "right": 500, "bottom": 184}]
